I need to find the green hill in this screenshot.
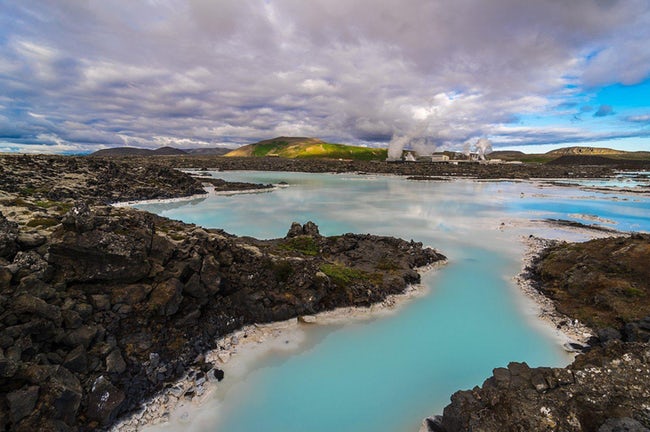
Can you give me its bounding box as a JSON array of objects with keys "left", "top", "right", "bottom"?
[
  {"left": 544, "top": 146, "right": 650, "bottom": 162},
  {"left": 224, "top": 137, "right": 387, "bottom": 160},
  {"left": 488, "top": 146, "right": 650, "bottom": 164},
  {"left": 546, "top": 146, "right": 626, "bottom": 157}
]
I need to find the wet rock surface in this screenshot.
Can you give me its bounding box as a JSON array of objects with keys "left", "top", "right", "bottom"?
[
  {"left": 427, "top": 235, "right": 650, "bottom": 432},
  {"left": 1, "top": 182, "right": 444, "bottom": 430}
]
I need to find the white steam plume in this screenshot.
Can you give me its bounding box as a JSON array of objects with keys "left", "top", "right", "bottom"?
[
  {"left": 387, "top": 134, "right": 412, "bottom": 160},
  {"left": 462, "top": 141, "right": 472, "bottom": 156},
  {"left": 461, "top": 137, "right": 493, "bottom": 159},
  {"left": 412, "top": 138, "right": 436, "bottom": 156},
  {"left": 474, "top": 137, "right": 493, "bottom": 160}
]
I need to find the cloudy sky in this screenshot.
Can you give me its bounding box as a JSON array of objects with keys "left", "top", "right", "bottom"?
[{"left": 1, "top": 0, "right": 649, "bottom": 154}]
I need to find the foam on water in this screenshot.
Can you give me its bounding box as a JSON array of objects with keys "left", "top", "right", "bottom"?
[{"left": 135, "top": 172, "right": 650, "bottom": 432}]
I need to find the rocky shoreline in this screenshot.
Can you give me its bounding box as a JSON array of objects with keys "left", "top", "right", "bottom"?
[
  {"left": 114, "top": 154, "right": 624, "bottom": 179},
  {"left": 0, "top": 154, "right": 281, "bottom": 207},
  {"left": 514, "top": 236, "right": 597, "bottom": 350},
  {"left": 111, "top": 262, "right": 444, "bottom": 431},
  {"left": 424, "top": 233, "right": 650, "bottom": 432},
  {"left": 0, "top": 155, "right": 445, "bottom": 431}
]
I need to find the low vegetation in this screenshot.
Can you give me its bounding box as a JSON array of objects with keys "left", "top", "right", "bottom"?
[
  {"left": 532, "top": 234, "right": 650, "bottom": 329},
  {"left": 26, "top": 216, "right": 60, "bottom": 228},
  {"left": 225, "top": 136, "right": 388, "bottom": 161},
  {"left": 320, "top": 262, "right": 369, "bottom": 285},
  {"left": 278, "top": 236, "right": 320, "bottom": 256}
]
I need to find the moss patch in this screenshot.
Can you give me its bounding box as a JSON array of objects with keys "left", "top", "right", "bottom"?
[
  {"left": 278, "top": 236, "right": 320, "bottom": 256},
  {"left": 320, "top": 263, "right": 368, "bottom": 285},
  {"left": 26, "top": 217, "right": 60, "bottom": 228},
  {"left": 533, "top": 235, "right": 650, "bottom": 329}
]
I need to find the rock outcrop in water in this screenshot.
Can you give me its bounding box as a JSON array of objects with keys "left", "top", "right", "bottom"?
[
  {"left": 425, "top": 235, "right": 650, "bottom": 432},
  {"left": 0, "top": 201, "right": 444, "bottom": 431}
]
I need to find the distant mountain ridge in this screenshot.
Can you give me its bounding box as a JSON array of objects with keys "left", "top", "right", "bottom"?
[
  {"left": 545, "top": 146, "right": 626, "bottom": 156},
  {"left": 184, "top": 147, "right": 232, "bottom": 156},
  {"left": 87, "top": 142, "right": 648, "bottom": 162},
  {"left": 487, "top": 146, "right": 650, "bottom": 164},
  {"left": 224, "top": 136, "right": 388, "bottom": 160},
  {"left": 89, "top": 146, "right": 231, "bottom": 157}
]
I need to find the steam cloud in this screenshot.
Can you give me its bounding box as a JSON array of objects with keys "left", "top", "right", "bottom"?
[
  {"left": 387, "top": 134, "right": 412, "bottom": 160},
  {"left": 388, "top": 135, "right": 492, "bottom": 160},
  {"left": 474, "top": 138, "right": 493, "bottom": 160}
]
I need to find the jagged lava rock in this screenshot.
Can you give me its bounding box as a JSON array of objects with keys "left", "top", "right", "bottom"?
[
  {"left": 0, "top": 206, "right": 444, "bottom": 431},
  {"left": 427, "top": 234, "right": 650, "bottom": 432}
]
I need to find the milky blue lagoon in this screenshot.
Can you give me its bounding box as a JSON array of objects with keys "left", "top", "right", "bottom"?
[{"left": 135, "top": 172, "right": 650, "bottom": 432}]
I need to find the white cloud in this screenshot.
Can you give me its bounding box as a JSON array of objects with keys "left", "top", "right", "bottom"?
[
  {"left": 627, "top": 114, "right": 650, "bottom": 123},
  {"left": 0, "top": 0, "right": 649, "bottom": 153}
]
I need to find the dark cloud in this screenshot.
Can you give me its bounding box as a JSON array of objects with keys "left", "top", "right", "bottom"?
[
  {"left": 594, "top": 104, "right": 614, "bottom": 117},
  {"left": 0, "top": 0, "right": 649, "bottom": 153}
]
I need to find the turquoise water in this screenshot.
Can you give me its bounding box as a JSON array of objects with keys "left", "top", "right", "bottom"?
[
  {"left": 560, "top": 171, "right": 650, "bottom": 189},
  {"left": 136, "top": 172, "right": 650, "bottom": 432}
]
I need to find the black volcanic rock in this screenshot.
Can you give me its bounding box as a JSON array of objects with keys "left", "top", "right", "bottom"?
[
  {"left": 0, "top": 212, "right": 18, "bottom": 260},
  {"left": 0, "top": 154, "right": 206, "bottom": 205},
  {"left": 50, "top": 205, "right": 153, "bottom": 283},
  {"left": 286, "top": 221, "right": 321, "bottom": 238},
  {"left": 147, "top": 154, "right": 636, "bottom": 178},
  {"left": 432, "top": 342, "right": 650, "bottom": 432},
  {"left": 428, "top": 235, "right": 650, "bottom": 432},
  {"left": 6, "top": 385, "right": 39, "bottom": 425},
  {"left": 0, "top": 205, "right": 444, "bottom": 431},
  {"left": 86, "top": 376, "right": 125, "bottom": 426}
]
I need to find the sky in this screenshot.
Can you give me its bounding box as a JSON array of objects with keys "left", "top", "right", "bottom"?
[{"left": 1, "top": 0, "right": 649, "bottom": 155}]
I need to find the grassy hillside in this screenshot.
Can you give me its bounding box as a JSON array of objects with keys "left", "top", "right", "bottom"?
[
  {"left": 546, "top": 146, "right": 625, "bottom": 156},
  {"left": 490, "top": 146, "right": 650, "bottom": 164},
  {"left": 224, "top": 137, "right": 388, "bottom": 160},
  {"left": 545, "top": 146, "right": 650, "bottom": 161}
]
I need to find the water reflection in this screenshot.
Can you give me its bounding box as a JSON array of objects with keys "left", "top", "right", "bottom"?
[{"left": 135, "top": 172, "right": 650, "bottom": 432}]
